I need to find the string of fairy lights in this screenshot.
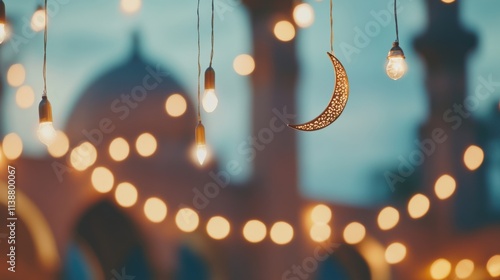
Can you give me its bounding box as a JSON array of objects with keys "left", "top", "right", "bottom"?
[{"left": 0, "top": 0, "right": 498, "bottom": 278}]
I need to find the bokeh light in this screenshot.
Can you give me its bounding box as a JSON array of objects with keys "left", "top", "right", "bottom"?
[
  {"left": 441, "top": 0, "right": 456, "bottom": 3},
  {"left": 430, "top": 258, "right": 452, "bottom": 280},
  {"left": 293, "top": 3, "right": 315, "bottom": 28},
  {"left": 3, "top": 133, "right": 23, "bottom": 160},
  {"left": 434, "top": 174, "right": 456, "bottom": 200},
  {"left": 311, "top": 204, "right": 332, "bottom": 224},
  {"left": 343, "top": 222, "right": 366, "bottom": 245},
  {"left": 487, "top": 255, "right": 500, "bottom": 277},
  {"left": 463, "top": 145, "right": 484, "bottom": 171},
  {"left": 70, "top": 142, "right": 97, "bottom": 171},
  {"left": 120, "top": 0, "right": 142, "bottom": 14},
  {"left": 91, "top": 167, "right": 114, "bottom": 193},
  {"left": 165, "top": 93, "right": 187, "bottom": 117},
  {"left": 385, "top": 242, "right": 407, "bottom": 264},
  {"left": 243, "top": 220, "right": 267, "bottom": 243},
  {"left": 15, "top": 85, "right": 35, "bottom": 109},
  {"left": 47, "top": 131, "right": 70, "bottom": 158},
  {"left": 274, "top": 20, "right": 296, "bottom": 42},
  {"left": 176, "top": 208, "right": 200, "bottom": 233},
  {"left": 144, "top": 197, "right": 167, "bottom": 223},
  {"left": 455, "top": 259, "right": 474, "bottom": 279},
  {"left": 377, "top": 207, "right": 400, "bottom": 230},
  {"left": 7, "top": 64, "right": 26, "bottom": 87},
  {"left": 135, "top": 133, "right": 157, "bottom": 157},
  {"left": 270, "top": 221, "right": 294, "bottom": 245},
  {"left": 114, "top": 182, "right": 138, "bottom": 207},
  {"left": 109, "top": 137, "right": 130, "bottom": 162},
  {"left": 233, "top": 54, "right": 256, "bottom": 76},
  {"left": 310, "top": 223, "right": 331, "bottom": 242},
  {"left": 206, "top": 216, "right": 231, "bottom": 240},
  {"left": 408, "top": 194, "right": 430, "bottom": 219},
  {"left": 31, "top": 8, "right": 47, "bottom": 32}
]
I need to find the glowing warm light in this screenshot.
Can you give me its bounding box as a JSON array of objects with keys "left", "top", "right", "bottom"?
[
  {"left": 455, "top": 259, "right": 474, "bottom": 279},
  {"left": 408, "top": 193, "right": 430, "bottom": 219},
  {"left": 202, "top": 89, "right": 219, "bottom": 113},
  {"left": 114, "top": 182, "right": 138, "bottom": 208},
  {"left": 463, "top": 145, "right": 484, "bottom": 171},
  {"left": 270, "top": 221, "right": 294, "bottom": 245},
  {"left": 343, "top": 222, "right": 366, "bottom": 245},
  {"left": 165, "top": 94, "right": 187, "bottom": 117},
  {"left": 434, "top": 174, "right": 456, "bottom": 200},
  {"left": 144, "top": 197, "right": 167, "bottom": 223},
  {"left": 3, "top": 133, "right": 23, "bottom": 160},
  {"left": 7, "top": 64, "right": 26, "bottom": 87},
  {"left": 206, "top": 216, "right": 230, "bottom": 240},
  {"left": 487, "top": 255, "right": 500, "bottom": 277},
  {"left": 38, "top": 122, "right": 57, "bottom": 146},
  {"left": 377, "top": 207, "right": 400, "bottom": 230},
  {"left": 31, "top": 7, "right": 46, "bottom": 32},
  {"left": 0, "top": 23, "right": 6, "bottom": 44},
  {"left": 70, "top": 142, "right": 97, "bottom": 171},
  {"left": 293, "top": 3, "right": 315, "bottom": 28},
  {"left": 47, "top": 131, "right": 69, "bottom": 158},
  {"left": 430, "top": 259, "right": 452, "bottom": 280},
  {"left": 91, "top": 167, "right": 114, "bottom": 193},
  {"left": 196, "top": 144, "right": 207, "bottom": 165},
  {"left": 135, "top": 133, "right": 157, "bottom": 157},
  {"left": 441, "top": 0, "right": 455, "bottom": 3},
  {"left": 274, "top": 20, "right": 296, "bottom": 42},
  {"left": 243, "top": 220, "right": 267, "bottom": 243},
  {"left": 310, "top": 223, "right": 331, "bottom": 242},
  {"left": 176, "top": 208, "right": 200, "bottom": 233},
  {"left": 311, "top": 204, "right": 332, "bottom": 224},
  {"left": 109, "top": 137, "right": 130, "bottom": 162},
  {"left": 386, "top": 57, "right": 407, "bottom": 80},
  {"left": 385, "top": 242, "right": 407, "bottom": 264},
  {"left": 15, "top": 86, "right": 35, "bottom": 109},
  {"left": 233, "top": 54, "right": 255, "bottom": 76},
  {"left": 120, "top": 0, "right": 142, "bottom": 14}
]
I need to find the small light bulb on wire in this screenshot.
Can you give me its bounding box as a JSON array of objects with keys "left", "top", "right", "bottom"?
[
  {"left": 0, "top": 0, "right": 6, "bottom": 44},
  {"left": 38, "top": 96, "right": 56, "bottom": 146},
  {"left": 386, "top": 42, "right": 407, "bottom": 80},
  {"left": 195, "top": 122, "right": 207, "bottom": 165},
  {"left": 31, "top": 6, "right": 46, "bottom": 32},
  {"left": 202, "top": 67, "right": 218, "bottom": 113}
]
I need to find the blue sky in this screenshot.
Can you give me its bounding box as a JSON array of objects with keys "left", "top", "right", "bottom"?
[{"left": 2, "top": 0, "right": 499, "bottom": 207}]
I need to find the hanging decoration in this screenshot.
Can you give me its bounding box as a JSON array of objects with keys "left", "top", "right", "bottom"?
[
  {"left": 37, "top": 0, "right": 57, "bottom": 146},
  {"left": 202, "top": 0, "right": 218, "bottom": 113},
  {"left": 385, "top": 0, "right": 407, "bottom": 80},
  {"left": 288, "top": 0, "right": 349, "bottom": 131},
  {"left": 0, "top": 0, "right": 6, "bottom": 44},
  {"left": 195, "top": 0, "right": 207, "bottom": 165}
]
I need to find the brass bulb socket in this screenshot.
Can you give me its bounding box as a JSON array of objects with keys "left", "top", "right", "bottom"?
[
  {"left": 387, "top": 41, "right": 405, "bottom": 59},
  {"left": 195, "top": 122, "right": 206, "bottom": 146},
  {"left": 39, "top": 96, "right": 53, "bottom": 123},
  {"left": 0, "top": 0, "right": 6, "bottom": 24},
  {"left": 204, "top": 67, "right": 215, "bottom": 91}
]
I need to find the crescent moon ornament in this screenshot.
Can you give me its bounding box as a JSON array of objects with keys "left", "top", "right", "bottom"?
[{"left": 288, "top": 52, "right": 349, "bottom": 131}]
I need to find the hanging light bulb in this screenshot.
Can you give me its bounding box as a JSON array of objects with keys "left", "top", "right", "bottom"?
[
  {"left": 386, "top": 42, "right": 407, "bottom": 80},
  {"left": 0, "top": 0, "right": 6, "bottom": 44},
  {"left": 31, "top": 6, "right": 46, "bottom": 32},
  {"left": 38, "top": 96, "right": 56, "bottom": 145},
  {"left": 202, "top": 67, "right": 218, "bottom": 113},
  {"left": 195, "top": 122, "right": 207, "bottom": 165}
]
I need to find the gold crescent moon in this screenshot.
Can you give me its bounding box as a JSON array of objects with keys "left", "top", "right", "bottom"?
[{"left": 288, "top": 52, "right": 349, "bottom": 131}]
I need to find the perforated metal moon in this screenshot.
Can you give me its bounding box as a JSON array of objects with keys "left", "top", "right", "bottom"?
[{"left": 288, "top": 52, "right": 349, "bottom": 131}]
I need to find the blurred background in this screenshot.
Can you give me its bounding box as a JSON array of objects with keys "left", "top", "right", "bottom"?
[{"left": 0, "top": 0, "right": 499, "bottom": 279}]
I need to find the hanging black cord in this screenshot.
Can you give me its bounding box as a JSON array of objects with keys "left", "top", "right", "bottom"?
[
  {"left": 209, "top": 0, "right": 214, "bottom": 67},
  {"left": 394, "top": 0, "right": 399, "bottom": 42},
  {"left": 197, "top": 0, "right": 201, "bottom": 121},
  {"left": 42, "top": 0, "right": 48, "bottom": 97}
]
